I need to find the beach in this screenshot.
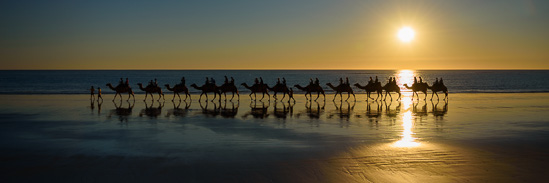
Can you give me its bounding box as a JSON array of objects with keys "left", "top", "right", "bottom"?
[{"left": 1, "top": 93, "right": 549, "bottom": 182}]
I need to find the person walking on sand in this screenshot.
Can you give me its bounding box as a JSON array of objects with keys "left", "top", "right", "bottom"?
[
  {"left": 97, "top": 87, "right": 103, "bottom": 101},
  {"left": 90, "top": 86, "right": 95, "bottom": 100}
]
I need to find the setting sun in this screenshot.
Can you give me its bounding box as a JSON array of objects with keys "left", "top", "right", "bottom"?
[{"left": 397, "top": 26, "right": 415, "bottom": 43}]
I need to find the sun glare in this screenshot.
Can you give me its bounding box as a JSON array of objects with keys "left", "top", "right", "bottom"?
[{"left": 397, "top": 26, "right": 415, "bottom": 43}]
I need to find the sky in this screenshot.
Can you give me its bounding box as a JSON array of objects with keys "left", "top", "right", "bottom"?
[{"left": 1, "top": 0, "right": 549, "bottom": 70}]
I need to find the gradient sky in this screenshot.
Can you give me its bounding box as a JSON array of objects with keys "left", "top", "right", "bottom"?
[{"left": 1, "top": 0, "right": 549, "bottom": 70}]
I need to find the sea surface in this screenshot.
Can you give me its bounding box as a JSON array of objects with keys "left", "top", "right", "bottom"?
[{"left": 1, "top": 70, "right": 548, "bottom": 94}]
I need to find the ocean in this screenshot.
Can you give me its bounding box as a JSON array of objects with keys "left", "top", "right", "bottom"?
[{"left": 0, "top": 70, "right": 548, "bottom": 94}]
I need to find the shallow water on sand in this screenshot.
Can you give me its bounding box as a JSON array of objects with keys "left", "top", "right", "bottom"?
[{"left": 1, "top": 93, "right": 549, "bottom": 182}]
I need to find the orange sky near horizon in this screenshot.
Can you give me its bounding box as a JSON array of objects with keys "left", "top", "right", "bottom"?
[{"left": 1, "top": 1, "right": 548, "bottom": 70}]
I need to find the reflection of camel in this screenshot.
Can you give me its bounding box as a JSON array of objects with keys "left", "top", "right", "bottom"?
[
  {"left": 354, "top": 83, "right": 382, "bottom": 100},
  {"left": 165, "top": 84, "right": 190, "bottom": 101},
  {"left": 296, "top": 101, "right": 325, "bottom": 119},
  {"left": 268, "top": 83, "right": 290, "bottom": 100},
  {"left": 365, "top": 101, "right": 382, "bottom": 119},
  {"left": 326, "top": 83, "right": 356, "bottom": 101},
  {"left": 220, "top": 100, "right": 239, "bottom": 118},
  {"left": 328, "top": 100, "right": 355, "bottom": 120},
  {"left": 383, "top": 100, "right": 401, "bottom": 119},
  {"left": 139, "top": 100, "right": 164, "bottom": 118},
  {"left": 294, "top": 84, "right": 325, "bottom": 101},
  {"left": 108, "top": 100, "right": 134, "bottom": 122},
  {"left": 137, "top": 83, "right": 165, "bottom": 101},
  {"left": 431, "top": 100, "right": 448, "bottom": 118},
  {"left": 191, "top": 83, "right": 221, "bottom": 101},
  {"left": 429, "top": 84, "right": 448, "bottom": 100},
  {"left": 382, "top": 82, "right": 401, "bottom": 101},
  {"left": 412, "top": 101, "right": 428, "bottom": 117},
  {"left": 166, "top": 100, "right": 191, "bottom": 118},
  {"left": 199, "top": 100, "right": 220, "bottom": 117},
  {"left": 219, "top": 82, "right": 239, "bottom": 101},
  {"left": 272, "top": 101, "right": 294, "bottom": 119},
  {"left": 241, "top": 83, "right": 270, "bottom": 101},
  {"left": 242, "top": 100, "right": 269, "bottom": 119},
  {"left": 404, "top": 83, "right": 428, "bottom": 101},
  {"left": 106, "top": 83, "right": 135, "bottom": 101}
]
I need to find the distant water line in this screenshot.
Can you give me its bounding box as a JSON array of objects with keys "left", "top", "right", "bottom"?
[{"left": 1, "top": 70, "right": 549, "bottom": 94}]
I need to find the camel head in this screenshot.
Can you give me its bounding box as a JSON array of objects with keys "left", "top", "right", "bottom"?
[
  {"left": 190, "top": 84, "right": 198, "bottom": 88},
  {"left": 353, "top": 83, "right": 361, "bottom": 87}
]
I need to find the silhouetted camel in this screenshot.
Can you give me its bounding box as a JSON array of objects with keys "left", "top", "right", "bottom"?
[
  {"left": 294, "top": 84, "right": 325, "bottom": 101},
  {"left": 326, "top": 83, "right": 355, "bottom": 101},
  {"left": 241, "top": 83, "right": 270, "bottom": 101},
  {"left": 106, "top": 83, "right": 135, "bottom": 101},
  {"left": 382, "top": 82, "right": 401, "bottom": 101},
  {"left": 268, "top": 83, "right": 290, "bottom": 100},
  {"left": 428, "top": 83, "right": 448, "bottom": 100},
  {"left": 165, "top": 84, "right": 190, "bottom": 101},
  {"left": 354, "top": 82, "right": 383, "bottom": 101},
  {"left": 404, "top": 83, "right": 429, "bottom": 100},
  {"left": 219, "top": 82, "right": 239, "bottom": 101},
  {"left": 190, "top": 83, "right": 221, "bottom": 101},
  {"left": 137, "top": 83, "right": 165, "bottom": 101}
]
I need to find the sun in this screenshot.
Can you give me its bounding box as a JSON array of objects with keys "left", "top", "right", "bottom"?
[{"left": 397, "top": 26, "right": 415, "bottom": 43}]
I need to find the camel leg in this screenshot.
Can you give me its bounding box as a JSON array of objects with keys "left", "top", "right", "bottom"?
[
  {"left": 281, "top": 93, "right": 286, "bottom": 100},
  {"left": 230, "top": 92, "right": 235, "bottom": 101},
  {"left": 266, "top": 92, "right": 270, "bottom": 100},
  {"left": 260, "top": 92, "right": 265, "bottom": 101},
  {"left": 333, "top": 93, "right": 337, "bottom": 101},
  {"left": 177, "top": 93, "right": 181, "bottom": 101},
  {"left": 224, "top": 92, "right": 227, "bottom": 101},
  {"left": 158, "top": 93, "right": 163, "bottom": 101},
  {"left": 397, "top": 92, "right": 401, "bottom": 100},
  {"left": 435, "top": 92, "right": 440, "bottom": 100},
  {"left": 315, "top": 92, "right": 320, "bottom": 101},
  {"left": 249, "top": 93, "right": 253, "bottom": 99},
  {"left": 352, "top": 93, "right": 356, "bottom": 101},
  {"left": 199, "top": 93, "right": 203, "bottom": 101},
  {"left": 423, "top": 92, "right": 427, "bottom": 101},
  {"left": 431, "top": 92, "right": 435, "bottom": 101}
]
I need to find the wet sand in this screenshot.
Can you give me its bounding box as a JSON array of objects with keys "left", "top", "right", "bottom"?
[{"left": 1, "top": 93, "right": 549, "bottom": 182}]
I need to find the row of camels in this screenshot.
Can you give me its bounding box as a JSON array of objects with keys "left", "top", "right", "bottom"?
[{"left": 105, "top": 77, "right": 448, "bottom": 102}]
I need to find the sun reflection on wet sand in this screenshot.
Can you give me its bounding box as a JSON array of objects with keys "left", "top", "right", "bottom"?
[{"left": 393, "top": 70, "right": 420, "bottom": 147}]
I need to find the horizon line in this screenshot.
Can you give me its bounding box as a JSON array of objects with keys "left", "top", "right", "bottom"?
[{"left": 1, "top": 68, "right": 549, "bottom": 71}]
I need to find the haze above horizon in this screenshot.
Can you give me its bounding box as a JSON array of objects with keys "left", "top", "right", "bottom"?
[{"left": 1, "top": 0, "right": 548, "bottom": 70}]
